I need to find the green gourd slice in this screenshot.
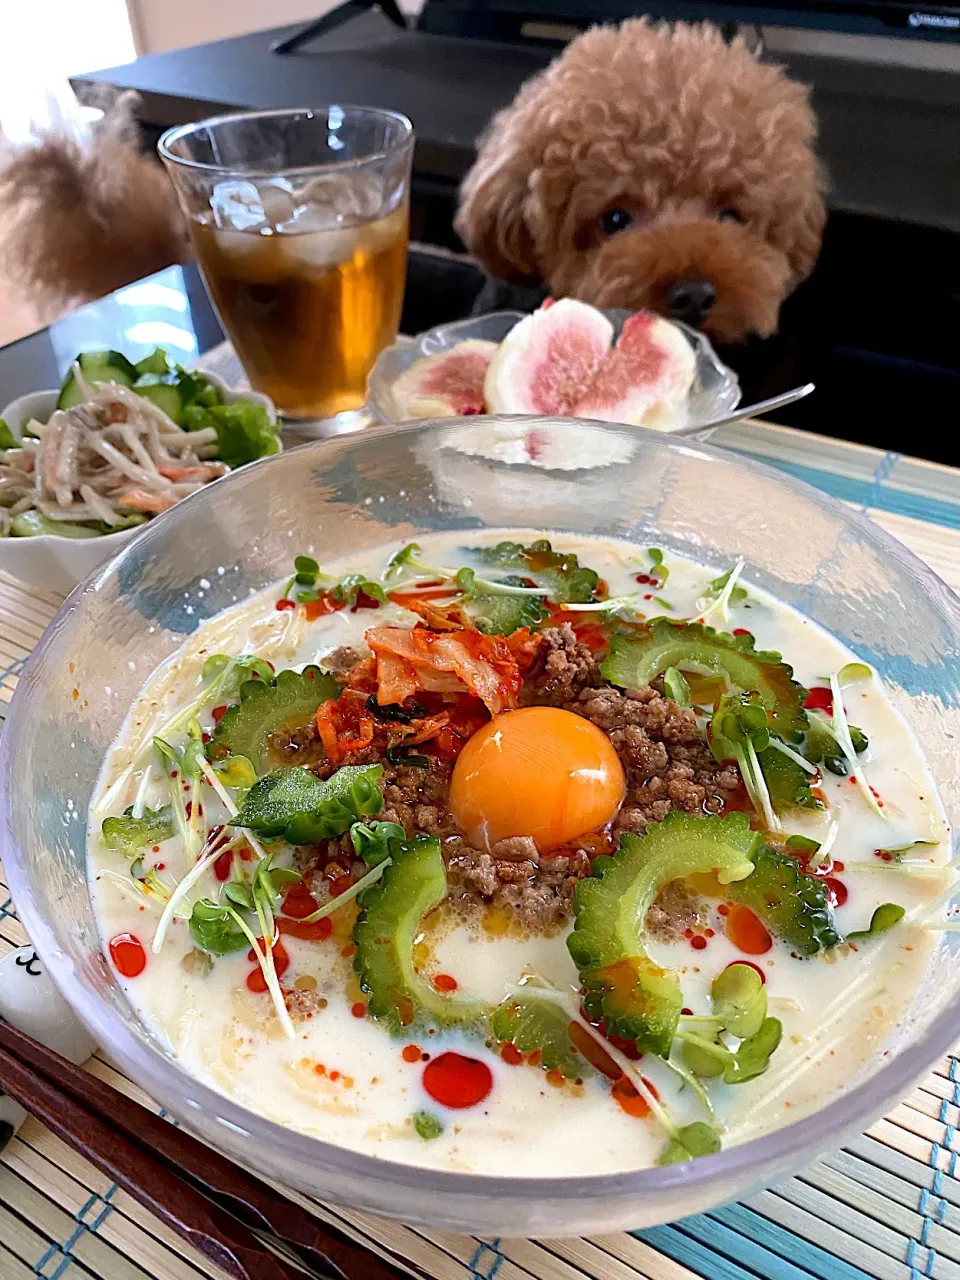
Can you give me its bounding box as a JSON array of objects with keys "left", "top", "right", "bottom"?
[
  {"left": 568, "top": 811, "right": 761, "bottom": 1057},
  {"left": 601, "top": 619, "right": 808, "bottom": 739},
  {"left": 353, "top": 836, "right": 487, "bottom": 1034},
  {"left": 211, "top": 665, "right": 341, "bottom": 772}
]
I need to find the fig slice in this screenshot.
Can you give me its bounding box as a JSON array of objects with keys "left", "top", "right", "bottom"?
[
  {"left": 483, "top": 299, "right": 614, "bottom": 416},
  {"left": 571, "top": 312, "right": 697, "bottom": 429},
  {"left": 388, "top": 339, "right": 499, "bottom": 419}
]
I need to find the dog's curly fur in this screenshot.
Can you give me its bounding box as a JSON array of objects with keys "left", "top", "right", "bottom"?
[
  {"left": 0, "top": 93, "right": 189, "bottom": 317},
  {"left": 456, "top": 20, "right": 825, "bottom": 343}
]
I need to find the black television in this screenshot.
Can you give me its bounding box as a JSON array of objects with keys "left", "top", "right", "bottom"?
[{"left": 418, "top": 0, "right": 960, "bottom": 41}]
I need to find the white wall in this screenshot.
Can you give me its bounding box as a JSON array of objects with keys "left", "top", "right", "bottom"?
[
  {"left": 0, "top": 0, "right": 136, "bottom": 140},
  {"left": 127, "top": 0, "right": 341, "bottom": 54},
  {"left": 128, "top": 0, "right": 423, "bottom": 55}
]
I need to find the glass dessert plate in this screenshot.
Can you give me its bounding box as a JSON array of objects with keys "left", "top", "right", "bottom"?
[
  {"left": 2, "top": 415, "right": 960, "bottom": 1238},
  {"left": 366, "top": 310, "right": 740, "bottom": 430}
]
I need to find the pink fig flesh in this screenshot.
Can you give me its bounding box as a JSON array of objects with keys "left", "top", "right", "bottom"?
[
  {"left": 483, "top": 299, "right": 614, "bottom": 416},
  {"left": 388, "top": 340, "right": 498, "bottom": 419},
  {"left": 572, "top": 312, "right": 696, "bottom": 427}
]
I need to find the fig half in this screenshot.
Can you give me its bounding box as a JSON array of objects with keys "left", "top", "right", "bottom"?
[
  {"left": 483, "top": 299, "right": 614, "bottom": 416},
  {"left": 572, "top": 312, "right": 697, "bottom": 428},
  {"left": 388, "top": 339, "right": 498, "bottom": 419}
]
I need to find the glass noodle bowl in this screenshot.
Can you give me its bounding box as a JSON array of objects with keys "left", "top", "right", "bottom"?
[
  {"left": 3, "top": 416, "right": 960, "bottom": 1237},
  {"left": 159, "top": 107, "right": 414, "bottom": 429}
]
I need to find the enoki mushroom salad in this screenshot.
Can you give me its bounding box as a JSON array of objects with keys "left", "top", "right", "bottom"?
[
  {"left": 89, "top": 532, "right": 952, "bottom": 1176},
  {"left": 0, "top": 348, "right": 279, "bottom": 538}
]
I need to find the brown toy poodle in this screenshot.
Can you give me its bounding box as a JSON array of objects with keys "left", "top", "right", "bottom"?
[{"left": 456, "top": 19, "right": 825, "bottom": 344}]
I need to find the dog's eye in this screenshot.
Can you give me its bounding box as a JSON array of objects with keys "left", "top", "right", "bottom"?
[
  {"left": 718, "top": 207, "right": 743, "bottom": 224},
  {"left": 600, "top": 209, "right": 633, "bottom": 235}
]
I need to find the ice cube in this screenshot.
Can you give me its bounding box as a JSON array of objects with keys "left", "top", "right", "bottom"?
[
  {"left": 301, "top": 172, "right": 384, "bottom": 223},
  {"left": 258, "top": 181, "right": 296, "bottom": 228},
  {"left": 277, "top": 224, "right": 361, "bottom": 270},
  {"left": 210, "top": 180, "right": 266, "bottom": 231}
]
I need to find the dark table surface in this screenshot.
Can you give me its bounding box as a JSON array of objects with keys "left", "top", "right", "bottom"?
[{"left": 74, "top": 7, "right": 960, "bottom": 234}]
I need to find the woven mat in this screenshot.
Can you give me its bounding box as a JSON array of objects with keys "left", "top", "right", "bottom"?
[{"left": 3, "top": 415, "right": 960, "bottom": 1280}]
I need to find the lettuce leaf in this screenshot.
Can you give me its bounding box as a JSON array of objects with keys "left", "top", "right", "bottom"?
[{"left": 183, "top": 399, "right": 280, "bottom": 469}]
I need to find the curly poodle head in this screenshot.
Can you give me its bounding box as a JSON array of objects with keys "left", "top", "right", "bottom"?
[{"left": 456, "top": 20, "right": 825, "bottom": 343}]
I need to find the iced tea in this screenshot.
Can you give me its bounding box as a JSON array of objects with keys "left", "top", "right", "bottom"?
[
  {"left": 190, "top": 204, "right": 408, "bottom": 420},
  {"left": 159, "top": 107, "right": 414, "bottom": 422}
]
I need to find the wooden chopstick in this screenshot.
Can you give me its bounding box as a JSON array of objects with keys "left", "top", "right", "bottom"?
[{"left": 0, "top": 1019, "right": 416, "bottom": 1280}]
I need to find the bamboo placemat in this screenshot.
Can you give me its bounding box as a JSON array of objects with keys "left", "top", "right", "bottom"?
[{"left": 3, "top": 414, "right": 960, "bottom": 1280}]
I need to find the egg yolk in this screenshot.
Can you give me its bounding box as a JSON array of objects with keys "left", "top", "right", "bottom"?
[{"left": 448, "top": 707, "right": 625, "bottom": 853}]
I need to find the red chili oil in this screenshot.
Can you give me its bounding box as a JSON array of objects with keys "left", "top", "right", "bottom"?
[
  {"left": 432, "top": 973, "right": 458, "bottom": 993},
  {"left": 725, "top": 905, "right": 773, "bottom": 955},
  {"left": 246, "top": 939, "right": 290, "bottom": 992},
  {"left": 690, "top": 935, "right": 708, "bottom": 951},
  {"left": 275, "top": 598, "right": 297, "bottom": 611},
  {"left": 732, "top": 628, "right": 751, "bottom": 637},
  {"left": 278, "top": 916, "right": 332, "bottom": 941},
  {"left": 803, "top": 686, "right": 833, "bottom": 713},
  {"left": 422, "top": 1052, "right": 493, "bottom": 1109},
  {"left": 109, "top": 933, "right": 146, "bottom": 978},
  {"left": 611, "top": 1075, "right": 657, "bottom": 1119},
  {"left": 727, "top": 958, "right": 766, "bottom": 984},
  {"left": 825, "top": 877, "right": 848, "bottom": 907}
]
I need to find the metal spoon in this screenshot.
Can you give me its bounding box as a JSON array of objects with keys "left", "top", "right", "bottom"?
[{"left": 674, "top": 382, "right": 815, "bottom": 437}]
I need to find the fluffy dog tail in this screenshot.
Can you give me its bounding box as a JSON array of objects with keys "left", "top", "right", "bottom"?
[{"left": 0, "top": 92, "right": 188, "bottom": 317}]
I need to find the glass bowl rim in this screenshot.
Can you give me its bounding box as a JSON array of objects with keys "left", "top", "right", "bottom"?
[
  {"left": 158, "top": 105, "right": 415, "bottom": 179},
  {"left": 3, "top": 414, "right": 959, "bottom": 1206}
]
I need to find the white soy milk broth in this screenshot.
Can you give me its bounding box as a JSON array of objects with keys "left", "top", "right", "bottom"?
[{"left": 88, "top": 531, "right": 949, "bottom": 1176}]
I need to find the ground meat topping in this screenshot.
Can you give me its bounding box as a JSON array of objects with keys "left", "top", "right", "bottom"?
[
  {"left": 446, "top": 845, "right": 592, "bottom": 931},
  {"left": 522, "top": 623, "right": 602, "bottom": 704},
  {"left": 319, "top": 645, "right": 363, "bottom": 675},
  {"left": 646, "top": 880, "right": 710, "bottom": 942},
  {"left": 564, "top": 685, "right": 741, "bottom": 831}
]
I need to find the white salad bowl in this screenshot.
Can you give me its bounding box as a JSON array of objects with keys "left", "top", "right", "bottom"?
[
  {"left": 0, "top": 372, "right": 278, "bottom": 596},
  {"left": 3, "top": 415, "right": 960, "bottom": 1237},
  {"left": 366, "top": 309, "right": 741, "bottom": 430}
]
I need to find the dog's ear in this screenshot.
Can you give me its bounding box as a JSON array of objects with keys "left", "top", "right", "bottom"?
[
  {"left": 784, "top": 189, "right": 827, "bottom": 288},
  {"left": 455, "top": 111, "right": 539, "bottom": 283}
]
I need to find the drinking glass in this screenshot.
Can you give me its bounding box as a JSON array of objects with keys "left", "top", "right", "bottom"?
[{"left": 159, "top": 106, "right": 414, "bottom": 426}]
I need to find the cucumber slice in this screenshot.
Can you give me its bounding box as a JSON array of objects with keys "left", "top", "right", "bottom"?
[
  {"left": 568, "top": 811, "right": 761, "bottom": 1057},
  {"left": 10, "top": 511, "right": 100, "bottom": 539},
  {"left": 353, "top": 836, "right": 488, "bottom": 1034},
  {"left": 57, "top": 351, "right": 137, "bottom": 409},
  {"left": 133, "top": 377, "right": 186, "bottom": 424},
  {"left": 134, "top": 348, "right": 170, "bottom": 376}
]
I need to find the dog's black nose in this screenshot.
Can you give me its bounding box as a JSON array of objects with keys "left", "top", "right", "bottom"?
[{"left": 664, "top": 280, "right": 716, "bottom": 326}]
